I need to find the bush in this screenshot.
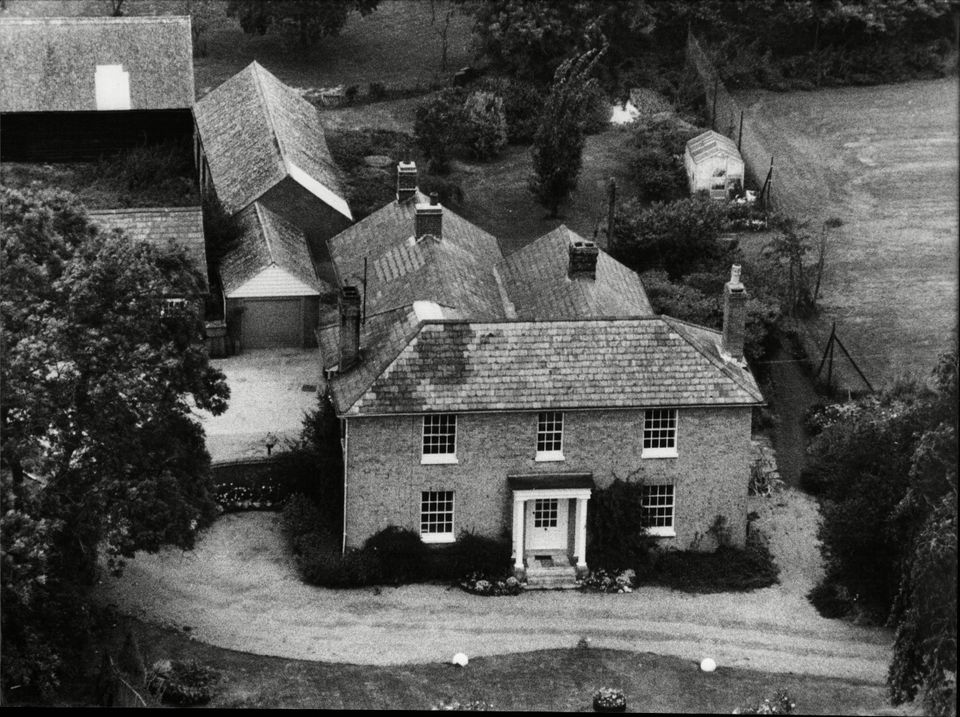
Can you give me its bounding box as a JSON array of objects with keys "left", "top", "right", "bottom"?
[
  {"left": 580, "top": 81, "right": 610, "bottom": 135},
  {"left": 462, "top": 90, "right": 508, "bottom": 160},
  {"left": 441, "top": 531, "right": 512, "bottom": 578},
  {"left": 418, "top": 174, "right": 465, "bottom": 207},
  {"left": 282, "top": 493, "right": 325, "bottom": 544},
  {"left": 649, "top": 533, "right": 779, "bottom": 593},
  {"left": 734, "top": 689, "right": 796, "bottom": 715},
  {"left": 363, "top": 526, "right": 429, "bottom": 585},
  {"left": 498, "top": 78, "right": 544, "bottom": 144},
  {"left": 459, "top": 572, "right": 523, "bottom": 596},
  {"left": 344, "top": 85, "right": 359, "bottom": 104},
  {"left": 146, "top": 659, "right": 219, "bottom": 706},
  {"left": 414, "top": 88, "right": 466, "bottom": 173},
  {"left": 578, "top": 567, "right": 636, "bottom": 593},
  {"left": 630, "top": 146, "right": 686, "bottom": 202},
  {"left": 586, "top": 479, "right": 655, "bottom": 573},
  {"left": 326, "top": 128, "right": 416, "bottom": 171},
  {"left": 368, "top": 81, "right": 387, "bottom": 100}
]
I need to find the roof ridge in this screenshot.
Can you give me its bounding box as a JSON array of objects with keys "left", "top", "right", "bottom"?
[
  {"left": 249, "top": 62, "right": 288, "bottom": 181},
  {"left": 662, "top": 315, "right": 763, "bottom": 401}
]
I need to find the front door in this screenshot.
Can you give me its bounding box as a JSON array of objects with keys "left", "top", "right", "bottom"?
[{"left": 525, "top": 498, "right": 568, "bottom": 552}]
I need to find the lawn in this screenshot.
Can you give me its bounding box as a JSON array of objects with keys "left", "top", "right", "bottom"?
[
  {"left": 735, "top": 79, "right": 959, "bottom": 391},
  {"left": 80, "top": 615, "right": 902, "bottom": 713}
]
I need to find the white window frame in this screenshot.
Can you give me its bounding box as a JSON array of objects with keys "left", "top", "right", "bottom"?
[
  {"left": 421, "top": 414, "right": 457, "bottom": 464},
  {"left": 535, "top": 411, "right": 564, "bottom": 462},
  {"left": 641, "top": 483, "right": 676, "bottom": 537},
  {"left": 420, "top": 490, "right": 455, "bottom": 543},
  {"left": 642, "top": 408, "right": 678, "bottom": 458}
]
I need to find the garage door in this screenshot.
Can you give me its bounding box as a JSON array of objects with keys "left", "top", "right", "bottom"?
[{"left": 242, "top": 298, "right": 301, "bottom": 348}]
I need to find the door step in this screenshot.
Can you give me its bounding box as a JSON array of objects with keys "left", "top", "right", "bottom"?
[{"left": 525, "top": 563, "right": 578, "bottom": 590}]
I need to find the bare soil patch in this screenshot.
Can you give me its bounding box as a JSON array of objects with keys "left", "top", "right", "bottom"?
[{"left": 735, "top": 79, "right": 958, "bottom": 388}]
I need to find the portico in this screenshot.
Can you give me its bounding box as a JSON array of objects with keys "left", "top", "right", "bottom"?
[{"left": 508, "top": 474, "right": 593, "bottom": 578}]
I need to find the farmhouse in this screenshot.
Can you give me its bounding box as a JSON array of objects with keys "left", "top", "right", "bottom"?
[
  {"left": 684, "top": 129, "right": 746, "bottom": 200},
  {"left": 193, "top": 61, "right": 352, "bottom": 283},
  {"left": 0, "top": 16, "right": 195, "bottom": 161},
  {"left": 319, "top": 164, "right": 764, "bottom": 585},
  {"left": 219, "top": 202, "right": 329, "bottom": 350}
]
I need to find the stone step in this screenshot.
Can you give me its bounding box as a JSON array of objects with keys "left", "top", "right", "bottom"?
[{"left": 525, "top": 575, "right": 580, "bottom": 590}]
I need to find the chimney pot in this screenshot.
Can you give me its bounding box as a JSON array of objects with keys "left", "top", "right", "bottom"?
[
  {"left": 722, "top": 265, "right": 748, "bottom": 361},
  {"left": 397, "top": 161, "right": 418, "bottom": 203},
  {"left": 430, "top": 192, "right": 439, "bottom": 205},
  {"left": 568, "top": 238, "right": 599, "bottom": 279},
  {"left": 338, "top": 286, "right": 362, "bottom": 371}
]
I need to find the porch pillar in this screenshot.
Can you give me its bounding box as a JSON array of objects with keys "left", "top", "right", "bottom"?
[
  {"left": 512, "top": 495, "right": 526, "bottom": 571},
  {"left": 574, "top": 496, "right": 589, "bottom": 570}
]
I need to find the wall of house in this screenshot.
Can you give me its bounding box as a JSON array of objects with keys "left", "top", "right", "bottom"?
[{"left": 343, "top": 406, "right": 752, "bottom": 552}]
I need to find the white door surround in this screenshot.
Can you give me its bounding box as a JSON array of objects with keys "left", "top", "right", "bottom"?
[{"left": 512, "top": 487, "right": 590, "bottom": 572}]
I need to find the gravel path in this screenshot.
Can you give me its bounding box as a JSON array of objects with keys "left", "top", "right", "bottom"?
[{"left": 93, "top": 487, "right": 893, "bottom": 683}]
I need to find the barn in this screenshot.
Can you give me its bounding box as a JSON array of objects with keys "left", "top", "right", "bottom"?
[
  {"left": 220, "top": 202, "right": 331, "bottom": 350},
  {"left": 193, "top": 62, "right": 352, "bottom": 284},
  {"left": 684, "top": 130, "right": 746, "bottom": 200},
  {"left": 0, "top": 16, "right": 195, "bottom": 162}
]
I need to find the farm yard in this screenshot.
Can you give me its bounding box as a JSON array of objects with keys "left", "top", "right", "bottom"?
[{"left": 736, "top": 78, "right": 958, "bottom": 389}]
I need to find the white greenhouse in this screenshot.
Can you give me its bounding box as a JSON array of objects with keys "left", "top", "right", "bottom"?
[{"left": 684, "top": 130, "right": 745, "bottom": 200}]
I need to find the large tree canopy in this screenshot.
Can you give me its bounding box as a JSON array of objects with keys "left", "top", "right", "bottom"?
[
  {"left": 1, "top": 187, "right": 229, "bottom": 698},
  {"left": 226, "top": 0, "right": 380, "bottom": 47}
]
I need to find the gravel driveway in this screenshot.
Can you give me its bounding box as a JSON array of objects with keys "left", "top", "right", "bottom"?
[{"left": 93, "top": 487, "right": 893, "bottom": 683}]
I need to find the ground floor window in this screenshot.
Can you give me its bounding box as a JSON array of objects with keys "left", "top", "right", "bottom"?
[
  {"left": 420, "top": 490, "right": 455, "bottom": 543},
  {"left": 641, "top": 484, "right": 675, "bottom": 537}
]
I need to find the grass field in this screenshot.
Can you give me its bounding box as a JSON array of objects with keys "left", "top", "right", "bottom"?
[
  {"left": 79, "top": 615, "right": 904, "bottom": 713},
  {"left": 2, "top": 0, "right": 476, "bottom": 94},
  {"left": 736, "top": 79, "right": 959, "bottom": 390}
]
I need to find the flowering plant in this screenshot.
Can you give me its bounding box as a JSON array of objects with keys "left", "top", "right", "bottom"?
[
  {"left": 592, "top": 687, "right": 627, "bottom": 712},
  {"left": 734, "top": 689, "right": 796, "bottom": 714},
  {"left": 578, "top": 568, "right": 635, "bottom": 593},
  {"left": 459, "top": 571, "right": 524, "bottom": 596}
]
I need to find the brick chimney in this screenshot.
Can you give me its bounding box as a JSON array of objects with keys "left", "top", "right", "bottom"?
[
  {"left": 722, "top": 265, "right": 748, "bottom": 361},
  {"left": 568, "top": 238, "right": 599, "bottom": 279},
  {"left": 338, "top": 285, "right": 362, "bottom": 371},
  {"left": 415, "top": 192, "right": 442, "bottom": 241},
  {"left": 397, "top": 160, "right": 417, "bottom": 203}
]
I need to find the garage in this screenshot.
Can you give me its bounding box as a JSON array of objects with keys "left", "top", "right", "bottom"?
[
  {"left": 237, "top": 297, "right": 303, "bottom": 349},
  {"left": 219, "top": 203, "right": 329, "bottom": 351}
]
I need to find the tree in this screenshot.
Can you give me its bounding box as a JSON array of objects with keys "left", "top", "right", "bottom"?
[
  {"left": 528, "top": 48, "right": 604, "bottom": 217},
  {"left": 1, "top": 187, "right": 229, "bottom": 698},
  {"left": 462, "top": 90, "right": 508, "bottom": 160},
  {"left": 226, "top": 0, "right": 379, "bottom": 48},
  {"left": 463, "top": 0, "right": 654, "bottom": 84},
  {"left": 414, "top": 88, "right": 466, "bottom": 173}
]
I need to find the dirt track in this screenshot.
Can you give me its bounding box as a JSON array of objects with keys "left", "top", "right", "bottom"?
[
  {"left": 92, "top": 488, "right": 894, "bottom": 684},
  {"left": 736, "top": 79, "right": 958, "bottom": 388}
]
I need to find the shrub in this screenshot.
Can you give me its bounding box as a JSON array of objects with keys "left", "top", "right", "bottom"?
[
  {"left": 344, "top": 84, "right": 359, "bottom": 104},
  {"left": 578, "top": 567, "right": 636, "bottom": 594},
  {"left": 282, "top": 493, "right": 325, "bottom": 544},
  {"left": 326, "top": 128, "right": 416, "bottom": 171},
  {"left": 586, "top": 479, "right": 655, "bottom": 573},
  {"left": 368, "top": 81, "right": 387, "bottom": 100},
  {"left": 414, "top": 88, "right": 466, "bottom": 173},
  {"left": 462, "top": 90, "right": 508, "bottom": 160},
  {"left": 146, "top": 659, "right": 219, "bottom": 706},
  {"left": 650, "top": 533, "right": 779, "bottom": 593},
  {"left": 459, "top": 572, "right": 523, "bottom": 596},
  {"left": 592, "top": 687, "right": 627, "bottom": 712},
  {"left": 734, "top": 689, "right": 796, "bottom": 714},
  {"left": 630, "top": 146, "right": 686, "bottom": 202},
  {"left": 363, "top": 526, "right": 429, "bottom": 585},
  {"left": 441, "top": 531, "right": 512, "bottom": 578},
  {"left": 419, "top": 174, "right": 465, "bottom": 207},
  {"left": 499, "top": 79, "right": 544, "bottom": 144}
]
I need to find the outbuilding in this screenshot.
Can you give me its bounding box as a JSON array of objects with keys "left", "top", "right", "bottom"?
[
  {"left": 220, "top": 202, "right": 331, "bottom": 350},
  {"left": 684, "top": 130, "right": 745, "bottom": 200}
]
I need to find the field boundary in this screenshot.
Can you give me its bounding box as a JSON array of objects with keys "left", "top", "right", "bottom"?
[{"left": 686, "top": 33, "right": 806, "bottom": 219}]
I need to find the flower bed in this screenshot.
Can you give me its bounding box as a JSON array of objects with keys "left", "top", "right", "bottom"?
[
  {"left": 592, "top": 687, "right": 627, "bottom": 712},
  {"left": 459, "top": 572, "right": 524, "bottom": 596},
  {"left": 577, "top": 568, "right": 635, "bottom": 594}
]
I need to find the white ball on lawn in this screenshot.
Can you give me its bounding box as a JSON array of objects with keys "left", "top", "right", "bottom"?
[
  {"left": 700, "top": 657, "right": 717, "bottom": 672},
  {"left": 452, "top": 652, "right": 469, "bottom": 667}
]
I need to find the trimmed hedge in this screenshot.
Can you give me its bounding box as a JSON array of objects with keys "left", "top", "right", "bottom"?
[{"left": 647, "top": 533, "right": 779, "bottom": 593}]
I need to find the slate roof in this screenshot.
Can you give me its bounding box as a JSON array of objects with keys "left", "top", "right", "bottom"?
[
  {"left": 497, "top": 225, "right": 653, "bottom": 319},
  {"left": 328, "top": 314, "right": 764, "bottom": 416},
  {"left": 0, "top": 16, "right": 194, "bottom": 112},
  {"left": 220, "top": 202, "right": 327, "bottom": 296},
  {"left": 193, "top": 61, "right": 348, "bottom": 217},
  {"left": 87, "top": 207, "right": 208, "bottom": 292},
  {"left": 327, "top": 191, "right": 504, "bottom": 288},
  {"left": 685, "top": 130, "right": 742, "bottom": 164}
]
